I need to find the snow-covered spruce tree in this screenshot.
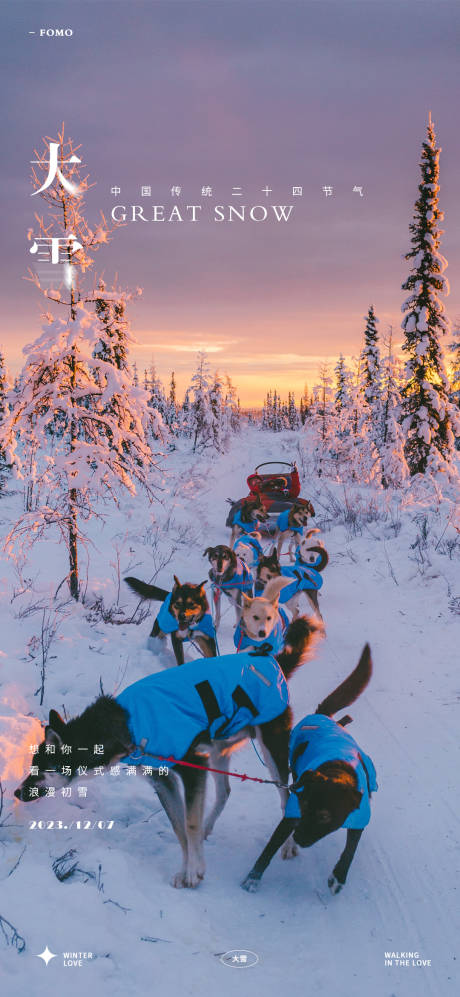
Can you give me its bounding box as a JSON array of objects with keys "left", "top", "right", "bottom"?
[
  {"left": 308, "top": 365, "right": 338, "bottom": 475},
  {"left": 165, "top": 371, "right": 178, "bottom": 431},
  {"left": 209, "top": 372, "right": 226, "bottom": 452},
  {"left": 400, "top": 115, "right": 459, "bottom": 477},
  {"left": 0, "top": 128, "right": 156, "bottom": 599},
  {"left": 93, "top": 280, "right": 131, "bottom": 370},
  {"left": 334, "top": 354, "right": 349, "bottom": 411},
  {"left": 334, "top": 355, "right": 353, "bottom": 451},
  {"left": 262, "top": 390, "right": 273, "bottom": 429},
  {"left": 272, "top": 391, "right": 283, "bottom": 432},
  {"left": 2, "top": 306, "right": 156, "bottom": 598},
  {"left": 179, "top": 389, "right": 192, "bottom": 438},
  {"left": 224, "top": 375, "right": 240, "bottom": 434},
  {"left": 379, "top": 329, "right": 409, "bottom": 487},
  {"left": 146, "top": 365, "right": 168, "bottom": 429},
  {"left": 360, "top": 306, "right": 381, "bottom": 407},
  {"left": 189, "top": 351, "right": 214, "bottom": 451},
  {"left": 331, "top": 359, "right": 381, "bottom": 484},
  {"left": 280, "top": 398, "right": 290, "bottom": 430},
  {"left": 287, "top": 393, "right": 300, "bottom": 430}
]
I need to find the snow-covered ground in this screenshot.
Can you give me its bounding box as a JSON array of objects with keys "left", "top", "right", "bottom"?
[{"left": 0, "top": 427, "right": 459, "bottom": 997}]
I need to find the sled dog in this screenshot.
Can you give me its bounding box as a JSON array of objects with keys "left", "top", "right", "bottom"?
[
  {"left": 227, "top": 494, "right": 268, "bottom": 546},
  {"left": 124, "top": 576, "right": 216, "bottom": 665},
  {"left": 255, "top": 547, "right": 325, "bottom": 621},
  {"left": 15, "top": 619, "right": 320, "bottom": 889},
  {"left": 275, "top": 501, "right": 315, "bottom": 559},
  {"left": 233, "top": 576, "right": 318, "bottom": 654},
  {"left": 203, "top": 545, "right": 254, "bottom": 628},
  {"left": 241, "top": 644, "right": 376, "bottom": 895}
]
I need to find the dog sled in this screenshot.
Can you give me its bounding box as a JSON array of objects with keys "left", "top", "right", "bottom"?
[{"left": 227, "top": 461, "right": 309, "bottom": 536}]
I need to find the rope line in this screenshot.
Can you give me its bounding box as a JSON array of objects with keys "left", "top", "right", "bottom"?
[{"left": 131, "top": 748, "right": 291, "bottom": 790}]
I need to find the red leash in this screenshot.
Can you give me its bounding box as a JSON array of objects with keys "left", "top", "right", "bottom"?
[{"left": 134, "top": 748, "right": 289, "bottom": 790}]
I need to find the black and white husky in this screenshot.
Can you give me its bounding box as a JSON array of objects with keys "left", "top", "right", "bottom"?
[{"left": 15, "top": 619, "right": 319, "bottom": 889}]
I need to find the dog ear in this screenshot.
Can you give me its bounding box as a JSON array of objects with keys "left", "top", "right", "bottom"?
[
  {"left": 263, "top": 576, "right": 291, "bottom": 604},
  {"left": 48, "top": 709, "right": 66, "bottom": 735},
  {"left": 308, "top": 503, "right": 315, "bottom": 516},
  {"left": 173, "top": 575, "right": 181, "bottom": 589},
  {"left": 203, "top": 548, "right": 213, "bottom": 557},
  {"left": 198, "top": 580, "right": 208, "bottom": 589},
  {"left": 348, "top": 787, "right": 363, "bottom": 811},
  {"left": 242, "top": 592, "right": 253, "bottom": 607},
  {"left": 292, "top": 769, "right": 319, "bottom": 795}
]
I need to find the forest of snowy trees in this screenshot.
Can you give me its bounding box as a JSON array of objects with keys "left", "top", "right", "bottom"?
[
  {"left": 260, "top": 116, "right": 460, "bottom": 488},
  {"left": 0, "top": 118, "right": 459, "bottom": 603}
]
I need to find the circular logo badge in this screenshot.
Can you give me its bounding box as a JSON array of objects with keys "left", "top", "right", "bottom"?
[{"left": 219, "top": 949, "right": 259, "bottom": 968}]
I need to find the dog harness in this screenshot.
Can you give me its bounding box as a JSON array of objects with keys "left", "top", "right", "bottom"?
[
  {"left": 210, "top": 558, "right": 254, "bottom": 594},
  {"left": 116, "top": 652, "right": 289, "bottom": 767},
  {"left": 254, "top": 565, "right": 322, "bottom": 599},
  {"left": 277, "top": 509, "right": 304, "bottom": 535},
  {"left": 233, "top": 607, "right": 289, "bottom": 655},
  {"left": 285, "top": 714, "right": 378, "bottom": 828},
  {"left": 278, "top": 564, "right": 323, "bottom": 603},
  {"left": 233, "top": 508, "right": 264, "bottom": 535},
  {"left": 233, "top": 534, "right": 264, "bottom": 564},
  {"left": 154, "top": 593, "right": 215, "bottom": 641}
]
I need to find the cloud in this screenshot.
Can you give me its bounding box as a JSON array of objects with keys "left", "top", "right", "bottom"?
[{"left": 136, "top": 338, "right": 239, "bottom": 354}]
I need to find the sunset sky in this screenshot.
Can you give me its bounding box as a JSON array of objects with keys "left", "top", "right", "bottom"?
[{"left": 1, "top": 0, "right": 459, "bottom": 405}]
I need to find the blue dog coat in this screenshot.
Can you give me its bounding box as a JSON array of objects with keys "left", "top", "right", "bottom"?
[
  {"left": 233, "top": 534, "right": 264, "bottom": 563},
  {"left": 278, "top": 564, "right": 323, "bottom": 603},
  {"left": 254, "top": 565, "right": 322, "bottom": 599},
  {"left": 233, "top": 508, "right": 265, "bottom": 535},
  {"left": 155, "top": 593, "right": 215, "bottom": 641},
  {"left": 277, "top": 509, "right": 304, "bottom": 535},
  {"left": 285, "top": 715, "right": 377, "bottom": 828},
  {"left": 234, "top": 607, "right": 289, "bottom": 654},
  {"left": 211, "top": 558, "right": 254, "bottom": 595},
  {"left": 116, "top": 652, "right": 289, "bottom": 767}
]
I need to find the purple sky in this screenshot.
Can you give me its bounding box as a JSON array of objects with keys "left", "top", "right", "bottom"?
[{"left": 1, "top": 0, "right": 459, "bottom": 404}]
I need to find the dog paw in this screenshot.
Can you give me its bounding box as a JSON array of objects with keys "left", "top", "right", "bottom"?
[
  {"left": 281, "top": 840, "right": 299, "bottom": 860},
  {"left": 171, "top": 869, "right": 203, "bottom": 889},
  {"left": 328, "top": 875, "right": 343, "bottom": 895},
  {"left": 171, "top": 870, "right": 187, "bottom": 888},
  {"left": 241, "top": 875, "right": 260, "bottom": 893}
]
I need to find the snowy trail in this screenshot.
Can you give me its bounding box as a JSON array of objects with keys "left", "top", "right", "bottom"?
[{"left": 1, "top": 428, "right": 459, "bottom": 997}]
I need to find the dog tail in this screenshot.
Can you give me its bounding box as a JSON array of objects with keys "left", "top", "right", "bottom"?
[
  {"left": 308, "top": 545, "right": 329, "bottom": 572},
  {"left": 276, "top": 616, "right": 324, "bottom": 679},
  {"left": 124, "top": 577, "right": 169, "bottom": 602},
  {"left": 316, "top": 644, "right": 372, "bottom": 717}
]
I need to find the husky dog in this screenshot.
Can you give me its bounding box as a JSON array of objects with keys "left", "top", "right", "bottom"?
[
  {"left": 233, "top": 576, "right": 323, "bottom": 654},
  {"left": 124, "top": 576, "right": 216, "bottom": 665},
  {"left": 255, "top": 549, "right": 284, "bottom": 592},
  {"left": 227, "top": 495, "right": 268, "bottom": 547},
  {"left": 255, "top": 547, "right": 325, "bottom": 621},
  {"left": 241, "top": 645, "right": 376, "bottom": 895},
  {"left": 275, "top": 501, "right": 315, "bottom": 560},
  {"left": 14, "top": 619, "right": 320, "bottom": 889},
  {"left": 296, "top": 530, "right": 329, "bottom": 572},
  {"left": 203, "top": 545, "right": 254, "bottom": 628}
]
